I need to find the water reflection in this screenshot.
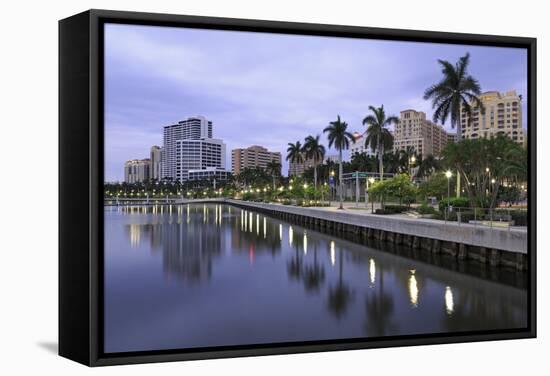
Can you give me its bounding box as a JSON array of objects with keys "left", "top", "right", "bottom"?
[
  {"left": 104, "top": 204, "right": 528, "bottom": 353},
  {"left": 327, "top": 247, "right": 353, "bottom": 319},
  {"left": 409, "top": 270, "right": 419, "bottom": 308},
  {"left": 445, "top": 286, "right": 454, "bottom": 315}
]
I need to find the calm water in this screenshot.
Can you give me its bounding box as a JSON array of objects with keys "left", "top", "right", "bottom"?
[{"left": 104, "top": 204, "right": 527, "bottom": 353}]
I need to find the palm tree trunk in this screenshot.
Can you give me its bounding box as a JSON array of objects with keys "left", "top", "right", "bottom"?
[
  {"left": 338, "top": 149, "right": 344, "bottom": 209},
  {"left": 379, "top": 144, "right": 384, "bottom": 181},
  {"left": 314, "top": 159, "right": 318, "bottom": 191}
]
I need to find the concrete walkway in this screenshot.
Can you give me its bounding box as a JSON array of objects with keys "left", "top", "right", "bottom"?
[{"left": 225, "top": 199, "right": 528, "bottom": 254}]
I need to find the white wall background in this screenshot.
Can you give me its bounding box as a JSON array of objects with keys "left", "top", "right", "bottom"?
[{"left": 0, "top": 0, "right": 547, "bottom": 374}]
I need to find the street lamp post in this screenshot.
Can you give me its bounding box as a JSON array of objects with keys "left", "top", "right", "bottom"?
[
  {"left": 355, "top": 172, "right": 360, "bottom": 207},
  {"left": 409, "top": 155, "right": 416, "bottom": 180},
  {"left": 330, "top": 170, "right": 335, "bottom": 206},
  {"left": 445, "top": 170, "right": 452, "bottom": 220},
  {"left": 366, "top": 177, "right": 375, "bottom": 211}
]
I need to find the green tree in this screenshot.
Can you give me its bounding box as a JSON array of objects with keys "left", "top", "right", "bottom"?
[
  {"left": 286, "top": 141, "right": 305, "bottom": 175},
  {"left": 369, "top": 174, "right": 418, "bottom": 208},
  {"left": 398, "top": 146, "right": 418, "bottom": 175},
  {"left": 266, "top": 159, "right": 282, "bottom": 190},
  {"left": 323, "top": 115, "right": 354, "bottom": 209},
  {"left": 363, "top": 105, "right": 398, "bottom": 180},
  {"left": 416, "top": 154, "right": 441, "bottom": 178},
  {"left": 303, "top": 135, "right": 326, "bottom": 190},
  {"left": 350, "top": 152, "right": 377, "bottom": 173},
  {"left": 443, "top": 135, "right": 526, "bottom": 209},
  {"left": 418, "top": 173, "right": 449, "bottom": 201}
]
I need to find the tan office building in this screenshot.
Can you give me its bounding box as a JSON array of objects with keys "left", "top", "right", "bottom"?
[
  {"left": 124, "top": 159, "right": 150, "bottom": 183},
  {"left": 394, "top": 109, "right": 450, "bottom": 157},
  {"left": 460, "top": 90, "right": 526, "bottom": 146},
  {"left": 288, "top": 157, "right": 316, "bottom": 177},
  {"left": 231, "top": 145, "right": 281, "bottom": 175}
]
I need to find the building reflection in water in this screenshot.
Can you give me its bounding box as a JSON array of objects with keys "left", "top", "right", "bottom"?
[
  {"left": 110, "top": 204, "right": 527, "bottom": 348},
  {"left": 231, "top": 211, "right": 282, "bottom": 257},
  {"left": 129, "top": 223, "right": 141, "bottom": 248}
]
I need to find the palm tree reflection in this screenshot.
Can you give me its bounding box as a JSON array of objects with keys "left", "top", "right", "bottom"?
[
  {"left": 303, "top": 245, "right": 326, "bottom": 292},
  {"left": 327, "top": 245, "right": 353, "bottom": 319},
  {"left": 364, "top": 262, "right": 396, "bottom": 336}
]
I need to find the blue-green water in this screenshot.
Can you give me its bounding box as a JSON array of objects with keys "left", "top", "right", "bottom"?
[{"left": 104, "top": 203, "right": 527, "bottom": 353}]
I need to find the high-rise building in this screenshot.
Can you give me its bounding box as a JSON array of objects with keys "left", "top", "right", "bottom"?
[
  {"left": 447, "top": 133, "right": 457, "bottom": 144},
  {"left": 460, "top": 90, "right": 525, "bottom": 146},
  {"left": 349, "top": 133, "right": 376, "bottom": 157},
  {"left": 394, "top": 109, "right": 450, "bottom": 157},
  {"left": 124, "top": 159, "right": 150, "bottom": 183},
  {"left": 231, "top": 145, "right": 281, "bottom": 175},
  {"left": 162, "top": 116, "right": 213, "bottom": 180},
  {"left": 288, "top": 157, "right": 316, "bottom": 176},
  {"left": 175, "top": 138, "right": 227, "bottom": 181},
  {"left": 162, "top": 116, "right": 228, "bottom": 182},
  {"left": 150, "top": 145, "right": 163, "bottom": 181}
]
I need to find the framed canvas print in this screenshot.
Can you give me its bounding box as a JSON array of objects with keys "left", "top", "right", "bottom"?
[{"left": 59, "top": 9, "right": 536, "bottom": 366}]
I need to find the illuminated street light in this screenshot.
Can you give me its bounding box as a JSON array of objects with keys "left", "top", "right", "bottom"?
[{"left": 445, "top": 170, "right": 452, "bottom": 218}]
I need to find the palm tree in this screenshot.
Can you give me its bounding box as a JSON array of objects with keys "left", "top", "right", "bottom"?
[
  {"left": 423, "top": 52, "right": 483, "bottom": 139},
  {"left": 416, "top": 154, "right": 440, "bottom": 178},
  {"left": 303, "top": 135, "right": 326, "bottom": 190},
  {"left": 286, "top": 141, "right": 305, "bottom": 177},
  {"left": 323, "top": 115, "right": 354, "bottom": 209},
  {"left": 399, "top": 146, "right": 418, "bottom": 175},
  {"left": 363, "top": 105, "right": 398, "bottom": 180},
  {"left": 266, "top": 160, "right": 282, "bottom": 190}
]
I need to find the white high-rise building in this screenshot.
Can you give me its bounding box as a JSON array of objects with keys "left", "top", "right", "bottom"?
[
  {"left": 175, "top": 138, "right": 227, "bottom": 181},
  {"left": 349, "top": 133, "right": 376, "bottom": 157},
  {"left": 162, "top": 116, "right": 213, "bottom": 180},
  {"left": 162, "top": 116, "right": 228, "bottom": 181}
]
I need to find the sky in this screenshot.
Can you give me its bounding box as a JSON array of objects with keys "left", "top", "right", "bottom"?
[{"left": 104, "top": 23, "right": 528, "bottom": 182}]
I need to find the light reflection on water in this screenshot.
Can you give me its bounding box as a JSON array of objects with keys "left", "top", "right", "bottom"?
[{"left": 104, "top": 204, "right": 527, "bottom": 353}]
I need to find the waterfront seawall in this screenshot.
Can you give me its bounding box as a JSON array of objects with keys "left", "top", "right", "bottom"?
[{"left": 225, "top": 199, "right": 528, "bottom": 271}]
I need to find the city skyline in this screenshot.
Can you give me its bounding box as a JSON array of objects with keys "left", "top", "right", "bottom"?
[{"left": 105, "top": 23, "right": 528, "bottom": 182}]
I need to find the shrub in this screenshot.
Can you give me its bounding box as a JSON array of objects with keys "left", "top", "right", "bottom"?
[
  {"left": 375, "top": 205, "right": 409, "bottom": 215},
  {"left": 417, "top": 204, "right": 437, "bottom": 215},
  {"left": 438, "top": 197, "right": 470, "bottom": 211}
]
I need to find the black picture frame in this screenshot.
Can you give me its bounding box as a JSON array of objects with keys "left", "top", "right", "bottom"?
[{"left": 59, "top": 9, "right": 537, "bottom": 367}]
